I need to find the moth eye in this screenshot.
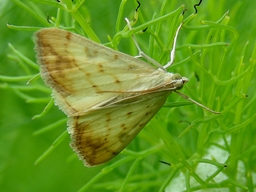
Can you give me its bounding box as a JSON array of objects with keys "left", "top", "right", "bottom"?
[{"left": 172, "top": 73, "right": 182, "bottom": 80}]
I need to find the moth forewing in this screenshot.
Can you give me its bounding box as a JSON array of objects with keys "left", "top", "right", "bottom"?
[{"left": 35, "top": 28, "right": 183, "bottom": 117}]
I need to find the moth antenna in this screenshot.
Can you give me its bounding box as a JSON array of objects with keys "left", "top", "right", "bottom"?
[
  {"left": 163, "top": 22, "right": 183, "bottom": 69},
  {"left": 174, "top": 91, "right": 220, "bottom": 114}
]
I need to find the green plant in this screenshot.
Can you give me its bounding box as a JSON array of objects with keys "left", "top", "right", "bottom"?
[{"left": 0, "top": 0, "right": 255, "bottom": 191}]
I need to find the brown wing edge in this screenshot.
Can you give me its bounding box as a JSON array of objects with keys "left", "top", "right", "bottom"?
[{"left": 34, "top": 29, "right": 82, "bottom": 116}]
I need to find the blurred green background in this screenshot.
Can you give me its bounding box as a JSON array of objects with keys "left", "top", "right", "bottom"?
[{"left": 0, "top": 0, "right": 255, "bottom": 191}]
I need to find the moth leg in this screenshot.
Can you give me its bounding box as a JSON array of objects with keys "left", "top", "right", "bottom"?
[
  {"left": 175, "top": 91, "right": 220, "bottom": 114},
  {"left": 125, "top": 17, "right": 166, "bottom": 70},
  {"left": 163, "top": 22, "right": 183, "bottom": 69},
  {"left": 125, "top": 2, "right": 183, "bottom": 71},
  {"left": 124, "top": 1, "right": 165, "bottom": 71}
]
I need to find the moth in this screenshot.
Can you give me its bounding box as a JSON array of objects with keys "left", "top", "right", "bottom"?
[{"left": 35, "top": 24, "right": 218, "bottom": 167}]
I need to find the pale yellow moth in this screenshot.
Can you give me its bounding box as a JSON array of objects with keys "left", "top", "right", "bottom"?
[{"left": 35, "top": 23, "right": 217, "bottom": 167}]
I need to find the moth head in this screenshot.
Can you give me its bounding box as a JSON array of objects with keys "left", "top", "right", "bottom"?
[{"left": 171, "top": 73, "right": 189, "bottom": 90}]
